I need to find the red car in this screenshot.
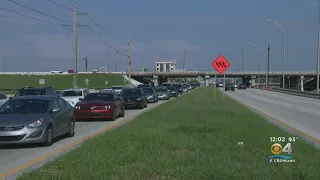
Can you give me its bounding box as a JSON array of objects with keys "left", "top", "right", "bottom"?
[
  {"left": 74, "top": 92, "right": 125, "bottom": 121},
  {"left": 68, "top": 69, "right": 74, "bottom": 73}
]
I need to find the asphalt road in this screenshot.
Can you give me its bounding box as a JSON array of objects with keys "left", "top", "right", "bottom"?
[
  {"left": 224, "top": 88, "right": 320, "bottom": 141},
  {"left": 0, "top": 99, "right": 170, "bottom": 179}
]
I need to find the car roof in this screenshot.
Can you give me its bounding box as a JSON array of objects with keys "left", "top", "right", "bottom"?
[
  {"left": 13, "top": 95, "right": 53, "bottom": 100},
  {"left": 63, "top": 88, "right": 86, "bottom": 91}
]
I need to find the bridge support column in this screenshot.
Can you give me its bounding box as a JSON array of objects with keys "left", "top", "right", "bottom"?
[
  {"left": 205, "top": 75, "right": 210, "bottom": 86},
  {"left": 300, "top": 75, "right": 304, "bottom": 91},
  {"left": 153, "top": 75, "right": 159, "bottom": 86},
  {"left": 250, "top": 75, "right": 256, "bottom": 88}
]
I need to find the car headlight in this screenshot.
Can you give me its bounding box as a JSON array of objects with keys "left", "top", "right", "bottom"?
[
  {"left": 28, "top": 118, "right": 44, "bottom": 128},
  {"left": 136, "top": 98, "right": 142, "bottom": 101},
  {"left": 75, "top": 105, "right": 81, "bottom": 109},
  {"left": 172, "top": 91, "right": 176, "bottom": 93}
]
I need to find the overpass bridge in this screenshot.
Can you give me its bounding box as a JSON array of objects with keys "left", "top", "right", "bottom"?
[{"left": 130, "top": 71, "right": 317, "bottom": 90}]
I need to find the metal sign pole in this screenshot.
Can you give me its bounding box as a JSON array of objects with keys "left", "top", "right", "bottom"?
[
  {"left": 214, "top": 71, "right": 217, "bottom": 98},
  {"left": 223, "top": 72, "right": 225, "bottom": 98}
]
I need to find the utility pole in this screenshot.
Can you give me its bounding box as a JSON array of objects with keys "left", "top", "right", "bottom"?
[
  {"left": 73, "top": 4, "right": 78, "bottom": 88},
  {"left": 107, "top": 50, "right": 110, "bottom": 73},
  {"left": 115, "top": 50, "right": 118, "bottom": 72},
  {"left": 241, "top": 48, "right": 244, "bottom": 71},
  {"left": 83, "top": 54, "right": 88, "bottom": 72},
  {"left": 267, "top": 45, "right": 270, "bottom": 87},
  {"left": 183, "top": 50, "right": 186, "bottom": 72},
  {"left": 128, "top": 36, "right": 131, "bottom": 86}
]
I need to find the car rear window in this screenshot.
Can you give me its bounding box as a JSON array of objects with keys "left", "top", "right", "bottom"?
[
  {"left": 61, "top": 91, "right": 83, "bottom": 97},
  {"left": 15, "top": 89, "right": 44, "bottom": 96}
]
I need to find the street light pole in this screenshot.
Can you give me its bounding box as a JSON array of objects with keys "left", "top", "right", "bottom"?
[
  {"left": 253, "top": 33, "right": 269, "bottom": 86},
  {"left": 249, "top": 42, "right": 261, "bottom": 86},
  {"left": 266, "top": 20, "right": 286, "bottom": 89},
  {"left": 307, "top": 0, "right": 320, "bottom": 93}
]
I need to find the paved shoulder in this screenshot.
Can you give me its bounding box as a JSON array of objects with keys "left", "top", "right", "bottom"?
[{"left": 225, "top": 89, "right": 320, "bottom": 141}]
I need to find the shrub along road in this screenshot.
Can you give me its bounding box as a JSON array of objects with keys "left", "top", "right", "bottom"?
[{"left": 18, "top": 87, "right": 320, "bottom": 180}]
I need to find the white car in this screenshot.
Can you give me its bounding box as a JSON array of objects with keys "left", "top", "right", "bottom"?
[
  {"left": 60, "top": 88, "right": 89, "bottom": 107},
  {"left": 111, "top": 86, "right": 123, "bottom": 95},
  {"left": 51, "top": 69, "right": 63, "bottom": 74},
  {"left": 0, "top": 93, "right": 8, "bottom": 107}
]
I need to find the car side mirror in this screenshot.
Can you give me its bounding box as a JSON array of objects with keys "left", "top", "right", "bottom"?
[
  {"left": 9, "top": 97, "right": 13, "bottom": 100},
  {"left": 51, "top": 108, "right": 60, "bottom": 113},
  {"left": 79, "top": 98, "right": 83, "bottom": 100},
  {"left": 117, "top": 94, "right": 120, "bottom": 97}
]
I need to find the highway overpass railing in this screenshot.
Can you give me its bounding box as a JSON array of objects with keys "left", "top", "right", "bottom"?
[{"left": 262, "top": 87, "right": 320, "bottom": 99}]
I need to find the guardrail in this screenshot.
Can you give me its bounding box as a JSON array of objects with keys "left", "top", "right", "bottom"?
[{"left": 261, "top": 87, "right": 320, "bottom": 99}]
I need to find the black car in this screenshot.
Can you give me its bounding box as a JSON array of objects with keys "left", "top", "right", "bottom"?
[
  {"left": 142, "top": 87, "right": 158, "bottom": 103},
  {"left": 121, "top": 88, "right": 147, "bottom": 109},
  {"left": 167, "top": 86, "right": 178, "bottom": 97},
  {"left": 137, "top": 84, "right": 152, "bottom": 88},
  {"left": 225, "top": 83, "right": 235, "bottom": 91},
  {"left": 238, "top": 84, "right": 246, "bottom": 90},
  {"left": 172, "top": 84, "right": 183, "bottom": 94},
  {"left": 14, "top": 86, "right": 58, "bottom": 98}
]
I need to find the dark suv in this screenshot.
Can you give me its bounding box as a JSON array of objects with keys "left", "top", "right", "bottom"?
[
  {"left": 14, "top": 86, "right": 58, "bottom": 98},
  {"left": 225, "top": 83, "right": 235, "bottom": 91}
]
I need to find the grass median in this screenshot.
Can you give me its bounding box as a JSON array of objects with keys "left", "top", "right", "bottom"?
[
  {"left": 0, "top": 74, "right": 124, "bottom": 91},
  {"left": 18, "top": 87, "right": 320, "bottom": 180}
]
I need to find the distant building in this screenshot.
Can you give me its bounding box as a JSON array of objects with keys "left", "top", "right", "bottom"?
[{"left": 155, "top": 61, "right": 176, "bottom": 72}]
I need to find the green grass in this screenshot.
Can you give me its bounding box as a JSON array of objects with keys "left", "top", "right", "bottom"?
[
  {"left": 18, "top": 87, "right": 320, "bottom": 180},
  {"left": 0, "top": 74, "right": 125, "bottom": 91}
]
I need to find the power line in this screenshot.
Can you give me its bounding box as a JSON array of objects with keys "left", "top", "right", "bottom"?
[
  {"left": 85, "top": 26, "right": 119, "bottom": 52},
  {"left": 8, "top": 0, "right": 75, "bottom": 25},
  {"left": 46, "top": 0, "right": 121, "bottom": 42},
  {"left": 0, "top": 6, "right": 110, "bottom": 47}
]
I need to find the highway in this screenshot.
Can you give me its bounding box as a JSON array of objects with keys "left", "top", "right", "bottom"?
[
  {"left": 225, "top": 88, "right": 320, "bottom": 141},
  {"left": 0, "top": 100, "right": 169, "bottom": 179}
]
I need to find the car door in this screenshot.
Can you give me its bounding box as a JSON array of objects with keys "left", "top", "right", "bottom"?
[
  {"left": 50, "top": 98, "right": 64, "bottom": 136},
  {"left": 58, "top": 98, "right": 71, "bottom": 133},
  {"left": 113, "top": 93, "right": 120, "bottom": 115}
]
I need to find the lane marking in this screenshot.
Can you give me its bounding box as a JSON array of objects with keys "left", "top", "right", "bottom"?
[
  {"left": 225, "top": 90, "right": 320, "bottom": 145},
  {"left": 0, "top": 99, "right": 173, "bottom": 179}
]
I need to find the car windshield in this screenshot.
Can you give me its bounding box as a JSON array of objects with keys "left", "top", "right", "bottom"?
[
  {"left": 168, "top": 86, "right": 176, "bottom": 91},
  {"left": 173, "top": 85, "right": 182, "bottom": 88},
  {"left": 15, "top": 89, "right": 44, "bottom": 96},
  {"left": 0, "top": 99, "right": 49, "bottom": 114},
  {"left": 55, "top": 91, "right": 62, "bottom": 95},
  {"left": 61, "top": 91, "right": 82, "bottom": 97},
  {"left": 158, "top": 87, "right": 168, "bottom": 91},
  {"left": 84, "top": 93, "right": 114, "bottom": 101},
  {"left": 143, "top": 88, "right": 153, "bottom": 93},
  {"left": 122, "top": 90, "right": 141, "bottom": 97},
  {"left": 101, "top": 89, "right": 113, "bottom": 93},
  {"left": 0, "top": 93, "right": 7, "bottom": 100},
  {"left": 112, "top": 86, "right": 123, "bottom": 90}
]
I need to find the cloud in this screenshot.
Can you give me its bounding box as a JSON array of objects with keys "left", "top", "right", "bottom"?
[{"left": 124, "top": 40, "right": 200, "bottom": 52}]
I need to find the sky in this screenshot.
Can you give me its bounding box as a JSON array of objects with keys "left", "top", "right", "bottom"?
[{"left": 0, "top": 0, "right": 318, "bottom": 72}]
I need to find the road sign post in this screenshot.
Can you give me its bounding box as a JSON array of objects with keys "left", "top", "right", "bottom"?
[
  {"left": 105, "top": 80, "right": 108, "bottom": 89},
  {"left": 211, "top": 55, "right": 231, "bottom": 98},
  {"left": 39, "top": 79, "right": 45, "bottom": 87},
  {"left": 214, "top": 71, "right": 217, "bottom": 98},
  {"left": 85, "top": 78, "right": 89, "bottom": 88}
]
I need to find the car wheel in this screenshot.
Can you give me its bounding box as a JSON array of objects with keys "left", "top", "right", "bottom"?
[
  {"left": 120, "top": 106, "right": 125, "bottom": 117},
  {"left": 111, "top": 110, "right": 116, "bottom": 121},
  {"left": 139, "top": 102, "right": 144, "bottom": 109},
  {"left": 67, "top": 119, "right": 75, "bottom": 137},
  {"left": 43, "top": 126, "right": 53, "bottom": 146}
]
